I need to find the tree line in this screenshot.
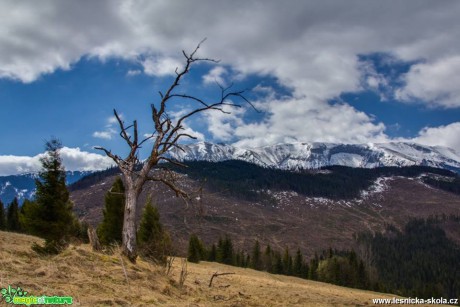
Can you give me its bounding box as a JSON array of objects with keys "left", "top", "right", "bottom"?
[
  {"left": 187, "top": 216, "right": 460, "bottom": 301},
  {"left": 187, "top": 234, "right": 371, "bottom": 290}
]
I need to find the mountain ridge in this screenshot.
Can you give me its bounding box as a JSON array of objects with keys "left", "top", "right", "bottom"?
[{"left": 168, "top": 141, "right": 460, "bottom": 172}]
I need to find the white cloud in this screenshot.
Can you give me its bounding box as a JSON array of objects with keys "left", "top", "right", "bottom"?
[
  {"left": 142, "top": 56, "right": 181, "bottom": 77},
  {"left": 204, "top": 105, "right": 245, "bottom": 142},
  {"left": 126, "top": 69, "right": 141, "bottom": 77},
  {"left": 202, "top": 66, "right": 227, "bottom": 85},
  {"left": 93, "top": 115, "right": 123, "bottom": 140},
  {"left": 92, "top": 129, "right": 115, "bottom": 140},
  {"left": 396, "top": 56, "right": 460, "bottom": 108},
  {"left": 0, "top": 147, "right": 113, "bottom": 176},
  {"left": 1, "top": 1, "right": 460, "bottom": 147},
  {"left": 406, "top": 123, "right": 460, "bottom": 153},
  {"left": 231, "top": 96, "right": 388, "bottom": 148}
]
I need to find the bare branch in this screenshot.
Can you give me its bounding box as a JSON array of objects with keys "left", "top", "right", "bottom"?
[
  {"left": 158, "top": 157, "right": 189, "bottom": 168},
  {"left": 146, "top": 176, "right": 189, "bottom": 199},
  {"left": 209, "top": 272, "right": 235, "bottom": 287},
  {"left": 94, "top": 146, "right": 121, "bottom": 164},
  {"left": 114, "top": 109, "right": 133, "bottom": 147}
]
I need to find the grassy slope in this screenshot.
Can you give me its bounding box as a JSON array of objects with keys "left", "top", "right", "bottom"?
[{"left": 0, "top": 231, "right": 438, "bottom": 307}]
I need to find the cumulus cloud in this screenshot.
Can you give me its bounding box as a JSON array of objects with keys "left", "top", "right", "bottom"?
[
  {"left": 204, "top": 105, "right": 245, "bottom": 142},
  {"left": 406, "top": 123, "right": 460, "bottom": 153},
  {"left": 0, "top": 147, "right": 113, "bottom": 176},
  {"left": 396, "top": 56, "right": 460, "bottom": 108},
  {"left": 207, "top": 97, "right": 388, "bottom": 147},
  {"left": 1, "top": 1, "right": 460, "bottom": 148}
]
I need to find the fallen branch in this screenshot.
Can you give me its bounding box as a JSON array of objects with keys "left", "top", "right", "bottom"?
[{"left": 208, "top": 272, "right": 235, "bottom": 287}]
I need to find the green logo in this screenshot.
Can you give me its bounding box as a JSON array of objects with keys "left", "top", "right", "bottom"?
[{"left": 1, "top": 285, "right": 73, "bottom": 305}]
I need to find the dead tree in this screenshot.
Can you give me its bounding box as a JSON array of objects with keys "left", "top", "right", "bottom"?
[
  {"left": 87, "top": 226, "right": 102, "bottom": 252},
  {"left": 96, "top": 40, "right": 254, "bottom": 262}
]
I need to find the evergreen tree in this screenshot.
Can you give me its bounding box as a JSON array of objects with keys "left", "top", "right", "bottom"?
[
  {"left": 138, "top": 198, "right": 171, "bottom": 264},
  {"left": 187, "top": 234, "right": 205, "bottom": 263},
  {"left": 308, "top": 253, "right": 319, "bottom": 280},
  {"left": 97, "top": 177, "right": 125, "bottom": 245},
  {"left": 273, "top": 252, "right": 283, "bottom": 274},
  {"left": 6, "top": 198, "right": 21, "bottom": 232},
  {"left": 250, "top": 240, "right": 262, "bottom": 270},
  {"left": 23, "top": 139, "right": 76, "bottom": 254},
  {"left": 208, "top": 243, "right": 217, "bottom": 262},
  {"left": 0, "top": 200, "right": 6, "bottom": 230},
  {"left": 217, "top": 235, "right": 234, "bottom": 265},
  {"left": 294, "top": 248, "right": 303, "bottom": 277},
  {"left": 264, "top": 245, "right": 273, "bottom": 272},
  {"left": 283, "top": 247, "right": 293, "bottom": 275},
  {"left": 19, "top": 199, "right": 38, "bottom": 234},
  {"left": 221, "top": 235, "right": 234, "bottom": 265}
]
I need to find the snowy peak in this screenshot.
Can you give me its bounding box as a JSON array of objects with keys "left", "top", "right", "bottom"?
[
  {"left": 168, "top": 142, "right": 460, "bottom": 172},
  {"left": 0, "top": 171, "right": 91, "bottom": 204}
]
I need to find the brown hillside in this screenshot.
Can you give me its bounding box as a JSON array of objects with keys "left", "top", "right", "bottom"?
[{"left": 70, "top": 174, "right": 460, "bottom": 256}]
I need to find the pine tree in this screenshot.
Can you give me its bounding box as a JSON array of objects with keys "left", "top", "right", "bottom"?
[
  {"left": 0, "top": 200, "right": 6, "bottom": 230},
  {"left": 97, "top": 177, "right": 125, "bottom": 246},
  {"left": 24, "top": 139, "right": 76, "bottom": 254},
  {"left": 6, "top": 198, "right": 21, "bottom": 232},
  {"left": 138, "top": 198, "right": 171, "bottom": 264}
]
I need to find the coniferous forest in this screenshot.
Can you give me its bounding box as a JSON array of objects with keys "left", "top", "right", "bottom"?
[
  {"left": 188, "top": 217, "right": 460, "bottom": 301},
  {"left": 70, "top": 161, "right": 460, "bottom": 201}
]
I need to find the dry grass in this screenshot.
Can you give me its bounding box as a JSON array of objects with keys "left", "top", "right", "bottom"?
[{"left": 0, "top": 231, "right": 441, "bottom": 306}]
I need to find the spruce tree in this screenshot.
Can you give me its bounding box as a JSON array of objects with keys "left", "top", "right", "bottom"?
[
  {"left": 264, "top": 245, "right": 273, "bottom": 272},
  {"left": 251, "top": 240, "right": 262, "bottom": 270},
  {"left": 208, "top": 243, "right": 217, "bottom": 262},
  {"left": 221, "top": 235, "right": 234, "bottom": 265},
  {"left": 97, "top": 177, "right": 125, "bottom": 246},
  {"left": 19, "top": 199, "right": 38, "bottom": 234},
  {"left": 6, "top": 198, "right": 21, "bottom": 232},
  {"left": 0, "top": 200, "right": 6, "bottom": 230},
  {"left": 138, "top": 197, "right": 171, "bottom": 264},
  {"left": 187, "top": 234, "right": 204, "bottom": 263},
  {"left": 283, "top": 247, "right": 293, "bottom": 275},
  {"left": 294, "top": 248, "right": 303, "bottom": 277},
  {"left": 25, "top": 139, "right": 75, "bottom": 254}
]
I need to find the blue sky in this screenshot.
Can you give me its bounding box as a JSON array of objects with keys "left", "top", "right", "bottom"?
[{"left": 1, "top": 1, "right": 460, "bottom": 175}]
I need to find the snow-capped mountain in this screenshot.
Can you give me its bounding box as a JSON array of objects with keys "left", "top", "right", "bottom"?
[
  {"left": 0, "top": 171, "right": 91, "bottom": 205},
  {"left": 168, "top": 142, "right": 460, "bottom": 172}
]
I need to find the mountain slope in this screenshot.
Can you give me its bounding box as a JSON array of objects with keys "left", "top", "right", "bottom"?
[
  {"left": 70, "top": 162, "right": 460, "bottom": 257},
  {"left": 168, "top": 142, "right": 460, "bottom": 172}
]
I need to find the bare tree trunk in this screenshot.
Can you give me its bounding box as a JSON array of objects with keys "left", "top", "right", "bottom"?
[
  {"left": 87, "top": 226, "right": 102, "bottom": 252},
  {"left": 122, "top": 185, "right": 140, "bottom": 262}
]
